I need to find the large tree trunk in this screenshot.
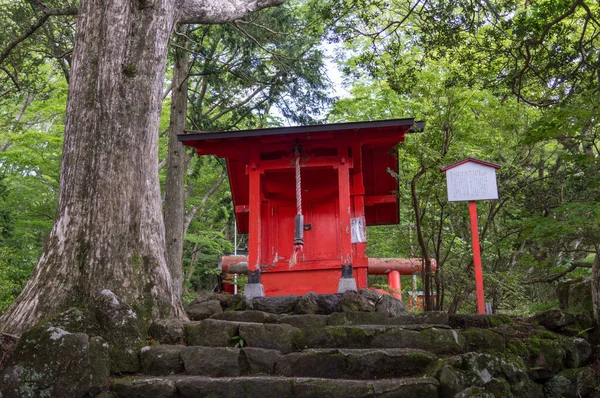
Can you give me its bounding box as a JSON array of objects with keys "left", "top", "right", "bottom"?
[
  {"left": 164, "top": 25, "right": 189, "bottom": 302},
  {"left": 0, "top": 0, "right": 285, "bottom": 335}
]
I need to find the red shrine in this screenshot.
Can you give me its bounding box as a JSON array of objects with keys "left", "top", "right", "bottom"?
[{"left": 178, "top": 119, "right": 431, "bottom": 298}]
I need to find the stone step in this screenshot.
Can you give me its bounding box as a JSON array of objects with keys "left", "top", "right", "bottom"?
[
  {"left": 208, "top": 310, "right": 449, "bottom": 328},
  {"left": 111, "top": 375, "right": 439, "bottom": 398},
  {"left": 185, "top": 319, "right": 465, "bottom": 355},
  {"left": 276, "top": 348, "right": 437, "bottom": 379},
  {"left": 140, "top": 345, "right": 437, "bottom": 379}
]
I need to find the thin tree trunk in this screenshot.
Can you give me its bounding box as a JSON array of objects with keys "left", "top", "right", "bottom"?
[
  {"left": 410, "top": 167, "right": 434, "bottom": 311},
  {"left": 164, "top": 24, "right": 189, "bottom": 303},
  {"left": 0, "top": 0, "right": 285, "bottom": 335}
]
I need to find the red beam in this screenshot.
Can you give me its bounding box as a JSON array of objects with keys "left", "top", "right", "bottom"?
[
  {"left": 367, "top": 258, "right": 437, "bottom": 275},
  {"left": 258, "top": 156, "right": 353, "bottom": 173},
  {"left": 364, "top": 195, "right": 397, "bottom": 206}
]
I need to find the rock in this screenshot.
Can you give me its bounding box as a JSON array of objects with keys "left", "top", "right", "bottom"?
[
  {"left": 192, "top": 292, "right": 220, "bottom": 304},
  {"left": 565, "top": 337, "right": 591, "bottom": 368},
  {"left": 181, "top": 347, "right": 240, "bottom": 377},
  {"left": 241, "top": 347, "right": 281, "bottom": 374},
  {"left": 543, "top": 373, "right": 571, "bottom": 398},
  {"left": 185, "top": 319, "right": 239, "bottom": 347},
  {"left": 278, "top": 314, "right": 329, "bottom": 329},
  {"left": 239, "top": 323, "right": 299, "bottom": 354},
  {"left": 176, "top": 376, "right": 291, "bottom": 398},
  {"left": 371, "top": 327, "right": 466, "bottom": 355},
  {"left": 89, "top": 336, "right": 111, "bottom": 396},
  {"left": 218, "top": 294, "right": 253, "bottom": 311},
  {"left": 532, "top": 309, "right": 575, "bottom": 331},
  {"left": 296, "top": 326, "right": 375, "bottom": 349},
  {"left": 293, "top": 377, "right": 439, "bottom": 398},
  {"left": 431, "top": 352, "right": 543, "bottom": 398},
  {"left": 111, "top": 376, "right": 179, "bottom": 398},
  {"left": 375, "top": 294, "right": 408, "bottom": 316},
  {"left": 454, "top": 386, "right": 495, "bottom": 397},
  {"left": 568, "top": 279, "right": 593, "bottom": 313},
  {"left": 340, "top": 290, "right": 375, "bottom": 312},
  {"left": 276, "top": 350, "right": 347, "bottom": 379},
  {"left": 293, "top": 293, "right": 342, "bottom": 315},
  {"left": 294, "top": 292, "right": 320, "bottom": 314},
  {"left": 0, "top": 324, "right": 93, "bottom": 398},
  {"left": 186, "top": 300, "right": 223, "bottom": 321},
  {"left": 448, "top": 314, "right": 512, "bottom": 329},
  {"left": 359, "top": 288, "right": 383, "bottom": 306},
  {"left": 412, "top": 311, "right": 449, "bottom": 325},
  {"left": 528, "top": 339, "right": 566, "bottom": 380},
  {"left": 95, "top": 392, "right": 118, "bottom": 398},
  {"left": 211, "top": 310, "right": 280, "bottom": 324},
  {"left": 91, "top": 290, "right": 144, "bottom": 373},
  {"left": 276, "top": 348, "right": 437, "bottom": 379},
  {"left": 35, "top": 308, "right": 97, "bottom": 334},
  {"left": 543, "top": 367, "right": 597, "bottom": 398},
  {"left": 328, "top": 311, "right": 389, "bottom": 326},
  {"left": 314, "top": 294, "right": 342, "bottom": 314},
  {"left": 461, "top": 328, "right": 505, "bottom": 352},
  {"left": 140, "top": 345, "right": 184, "bottom": 375},
  {"left": 252, "top": 296, "right": 300, "bottom": 314},
  {"left": 149, "top": 318, "right": 185, "bottom": 344}
]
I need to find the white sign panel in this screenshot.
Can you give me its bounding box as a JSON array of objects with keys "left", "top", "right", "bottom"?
[{"left": 445, "top": 162, "right": 498, "bottom": 202}]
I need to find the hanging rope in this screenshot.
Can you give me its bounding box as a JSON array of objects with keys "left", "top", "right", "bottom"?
[
  {"left": 289, "top": 144, "right": 304, "bottom": 267},
  {"left": 295, "top": 147, "right": 302, "bottom": 216}
]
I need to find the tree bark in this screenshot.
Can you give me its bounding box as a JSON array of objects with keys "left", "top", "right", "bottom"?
[
  {"left": 410, "top": 167, "right": 434, "bottom": 311},
  {"left": 0, "top": 0, "right": 286, "bottom": 335},
  {"left": 163, "top": 25, "right": 189, "bottom": 303}
]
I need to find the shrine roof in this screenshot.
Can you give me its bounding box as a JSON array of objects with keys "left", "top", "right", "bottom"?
[{"left": 178, "top": 118, "right": 424, "bottom": 144}]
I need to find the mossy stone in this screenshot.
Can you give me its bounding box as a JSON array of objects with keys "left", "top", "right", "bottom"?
[{"left": 461, "top": 328, "right": 505, "bottom": 353}]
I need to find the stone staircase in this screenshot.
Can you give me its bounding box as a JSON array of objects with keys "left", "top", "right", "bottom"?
[
  {"left": 108, "top": 293, "right": 457, "bottom": 398},
  {"left": 106, "top": 293, "right": 597, "bottom": 398}
]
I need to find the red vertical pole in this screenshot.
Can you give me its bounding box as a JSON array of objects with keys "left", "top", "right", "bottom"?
[
  {"left": 469, "top": 200, "right": 486, "bottom": 314},
  {"left": 248, "top": 155, "right": 261, "bottom": 272},
  {"left": 387, "top": 270, "right": 402, "bottom": 300},
  {"left": 338, "top": 149, "right": 352, "bottom": 267},
  {"left": 351, "top": 143, "right": 366, "bottom": 259}
]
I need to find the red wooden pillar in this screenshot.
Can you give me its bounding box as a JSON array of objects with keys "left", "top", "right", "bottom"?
[
  {"left": 338, "top": 147, "right": 354, "bottom": 290},
  {"left": 351, "top": 143, "right": 366, "bottom": 259},
  {"left": 247, "top": 152, "right": 262, "bottom": 283},
  {"left": 469, "top": 201, "right": 485, "bottom": 314},
  {"left": 387, "top": 270, "right": 402, "bottom": 300}
]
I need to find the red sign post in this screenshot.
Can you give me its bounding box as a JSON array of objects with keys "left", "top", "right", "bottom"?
[
  {"left": 468, "top": 201, "right": 485, "bottom": 314},
  {"left": 442, "top": 158, "right": 501, "bottom": 314}
]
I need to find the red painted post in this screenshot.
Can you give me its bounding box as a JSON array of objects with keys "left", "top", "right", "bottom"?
[
  {"left": 248, "top": 155, "right": 261, "bottom": 272},
  {"left": 469, "top": 201, "right": 485, "bottom": 314},
  {"left": 387, "top": 270, "right": 402, "bottom": 300},
  {"left": 351, "top": 143, "right": 366, "bottom": 260},
  {"left": 338, "top": 150, "right": 352, "bottom": 266}
]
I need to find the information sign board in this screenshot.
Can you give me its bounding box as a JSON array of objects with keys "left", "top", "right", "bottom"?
[{"left": 445, "top": 162, "right": 498, "bottom": 202}]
